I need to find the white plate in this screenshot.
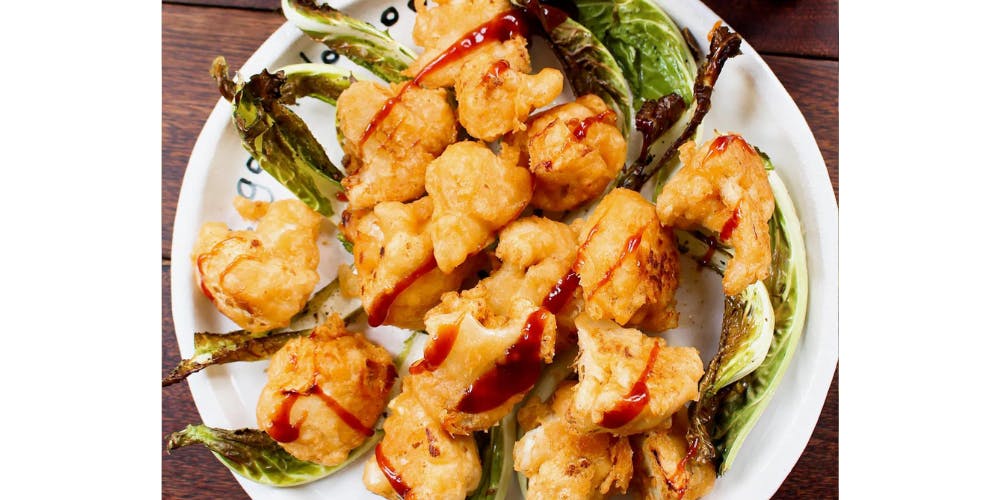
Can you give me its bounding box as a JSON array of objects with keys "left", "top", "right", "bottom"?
[{"left": 170, "top": 1, "right": 839, "bottom": 498}]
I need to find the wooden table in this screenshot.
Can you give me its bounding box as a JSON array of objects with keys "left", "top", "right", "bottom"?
[{"left": 162, "top": 1, "right": 838, "bottom": 497}]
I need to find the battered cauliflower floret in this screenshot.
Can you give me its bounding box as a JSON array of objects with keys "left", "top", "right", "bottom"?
[
  {"left": 656, "top": 134, "right": 775, "bottom": 295},
  {"left": 336, "top": 80, "right": 457, "bottom": 210},
  {"left": 478, "top": 216, "right": 581, "bottom": 341},
  {"left": 256, "top": 314, "right": 396, "bottom": 466},
  {"left": 192, "top": 197, "right": 322, "bottom": 333},
  {"left": 633, "top": 412, "right": 716, "bottom": 500},
  {"left": 425, "top": 141, "right": 532, "bottom": 273},
  {"left": 409, "top": 288, "right": 557, "bottom": 435},
  {"left": 455, "top": 58, "right": 564, "bottom": 141},
  {"left": 573, "top": 188, "right": 681, "bottom": 332},
  {"left": 566, "top": 315, "right": 703, "bottom": 436},
  {"left": 513, "top": 382, "right": 633, "bottom": 500},
  {"left": 409, "top": 0, "right": 530, "bottom": 89},
  {"left": 515, "top": 94, "right": 627, "bottom": 211},
  {"left": 344, "top": 198, "right": 470, "bottom": 330},
  {"left": 363, "top": 379, "right": 481, "bottom": 500}
]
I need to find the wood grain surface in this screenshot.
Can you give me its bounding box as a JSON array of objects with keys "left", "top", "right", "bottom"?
[{"left": 162, "top": 2, "right": 838, "bottom": 498}]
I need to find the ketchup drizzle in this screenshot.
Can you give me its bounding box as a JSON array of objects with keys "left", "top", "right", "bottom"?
[
  {"left": 706, "top": 134, "right": 752, "bottom": 161},
  {"left": 409, "top": 323, "right": 459, "bottom": 375},
  {"left": 456, "top": 309, "right": 550, "bottom": 413},
  {"left": 590, "top": 229, "right": 643, "bottom": 293},
  {"left": 308, "top": 384, "right": 375, "bottom": 437},
  {"left": 266, "top": 392, "right": 302, "bottom": 443},
  {"left": 368, "top": 255, "right": 438, "bottom": 327},
  {"left": 599, "top": 342, "right": 660, "bottom": 428},
  {"left": 542, "top": 221, "right": 601, "bottom": 313},
  {"left": 358, "top": 10, "right": 530, "bottom": 150},
  {"left": 482, "top": 59, "right": 511, "bottom": 83},
  {"left": 375, "top": 443, "right": 411, "bottom": 498},
  {"left": 719, "top": 206, "right": 741, "bottom": 242},
  {"left": 542, "top": 271, "right": 580, "bottom": 313},
  {"left": 569, "top": 110, "right": 614, "bottom": 141},
  {"left": 670, "top": 440, "right": 700, "bottom": 499},
  {"left": 267, "top": 383, "right": 375, "bottom": 442}
]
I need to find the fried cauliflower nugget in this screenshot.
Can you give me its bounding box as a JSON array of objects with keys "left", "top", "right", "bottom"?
[
  {"left": 410, "top": 287, "right": 557, "bottom": 435},
  {"left": 566, "top": 315, "right": 703, "bottom": 436},
  {"left": 478, "top": 216, "right": 580, "bottom": 340},
  {"left": 256, "top": 314, "right": 396, "bottom": 466},
  {"left": 455, "top": 58, "right": 564, "bottom": 141},
  {"left": 656, "top": 134, "right": 775, "bottom": 295},
  {"left": 363, "top": 379, "right": 482, "bottom": 500},
  {"left": 425, "top": 141, "right": 532, "bottom": 273},
  {"left": 515, "top": 94, "right": 626, "bottom": 211},
  {"left": 409, "top": 0, "right": 530, "bottom": 89},
  {"left": 633, "top": 411, "right": 716, "bottom": 500},
  {"left": 344, "top": 198, "right": 469, "bottom": 330},
  {"left": 513, "top": 382, "right": 633, "bottom": 500},
  {"left": 573, "top": 188, "right": 680, "bottom": 332},
  {"left": 192, "top": 197, "right": 322, "bottom": 333},
  {"left": 336, "top": 80, "right": 457, "bottom": 210}
]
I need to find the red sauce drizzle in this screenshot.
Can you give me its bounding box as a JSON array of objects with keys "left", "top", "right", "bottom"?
[
  {"left": 358, "top": 10, "right": 530, "bottom": 150},
  {"left": 719, "top": 206, "right": 741, "bottom": 242},
  {"left": 195, "top": 235, "right": 247, "bottom": 303},
  {"left": 542, "top": 271, "right": 580, "bottom": 313},
  {"left": 266, "top": 392, "right": 302, "bottom": 443},
  {"left": 368, "top": 255, "right": 438, "bottom": 327},
  {"left": 482, "top": 59, "right": 511, "bottom": 83},
  {"left": 409, "top": 323, "right": 459, "bottom": 375},
  {"left": 456, "top": 309, "right": 550, "bottom": 413},
  {"left": 570, "top": 110, "right": 614, "bottom": 141},
  {"left": 267, "top": 384, "right": 374, "bottom": 442},
  {"left": 307, "top": 385, "right": 374, "bottom": 437},
  {"left": 542, "top": 221, "right": 602, "bottom": 313},
  {"left": 335, "top": 191, "right": 348, "bottom": 202},
  {"left": 706, "top": 134, "right": 753, "bottom": 161},
  {"left": 671, "top": 440, "right": 700, "bottom": 499},
  {"left": 591, "top": 230, "right": 643, "bottom": 293},
  {"left": 375, "top": 443, "right": 411, "bottom": 498},
  {"left": 599, "top": 342, "right": 660, "bottom": 428}
]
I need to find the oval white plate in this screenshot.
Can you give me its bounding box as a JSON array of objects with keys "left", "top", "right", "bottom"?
[{"left": 170, "top": 1, "right": 839, "bottom": 498}]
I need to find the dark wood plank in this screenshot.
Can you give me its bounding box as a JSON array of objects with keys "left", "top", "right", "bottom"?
[
  {"left": 166, "top": 0, "right": 280, "bottom": 10},
  {"left": 763, "top": 55, "right": 838, "bottom": 200},
  {"left": 774, "top": 369, "right": 838, "bottom": 498},
  {"left": 162, "top": 3, "right": 286, "bottom": 258},
  {"left": 163, "top": 263, "right": 250, "bottom": 499},
  {"left": 702, "top": 0, "right": 838, "bottom": 59},
  {"left": 168, "top": 0, "right": 838, "bottom": 59}
]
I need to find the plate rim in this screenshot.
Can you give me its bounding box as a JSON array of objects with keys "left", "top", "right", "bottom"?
[{"left": 169, "top": 1, "right": 839, "bottom": 498}]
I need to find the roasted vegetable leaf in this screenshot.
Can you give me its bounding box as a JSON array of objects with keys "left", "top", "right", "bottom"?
[
  {"left": 282, "top": 0, "right": 416, "bottom": 84},
  {"left": 712, "top": 169, "right": 809, "bottom": 474},
  {"left": 212, "top": 57, "right": 345, "bottom": 217},
  {"left": 469, "top": 413, "right": 516, "bottom": 500},
  {"left": 162, "top": 277, "right": 362, "bottom": 387},
  {"left": 278, "top": 63, "right": 353, "bottom": 106},
  {"left": 575, "top": 0, "right": 698, "bottom": 107},
  {"left": 685, "top": 165, "right": 809, "bottom": 472},
  {"left": 619, "top": 23, "right": 741, "bottom": 191},
  {"left": 167, "top": 424, "right": 381, "bottom": 487},
  {"left": 686, "top": 281, "right": 774, "bottom": 463},
  {"left": 515, "top": 0, "right": 633, "bottom": 138}
]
